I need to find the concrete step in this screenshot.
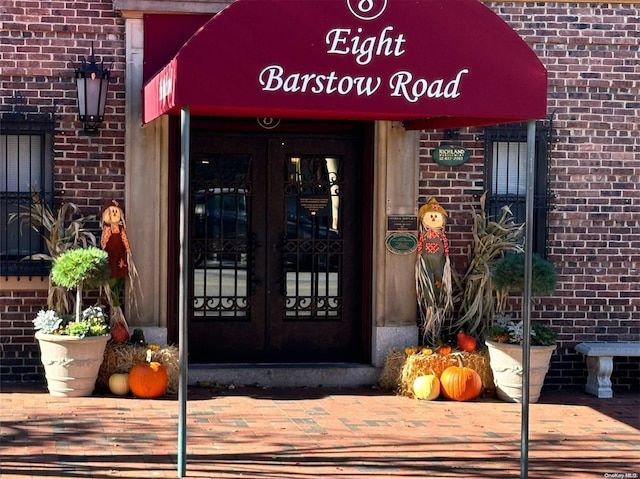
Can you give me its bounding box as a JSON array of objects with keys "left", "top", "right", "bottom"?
[{"left": 188, "top": 363, "right": 381, "bottom": 388}]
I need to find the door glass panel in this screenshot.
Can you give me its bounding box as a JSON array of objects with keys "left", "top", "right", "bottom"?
[
  {"left": 284, "top": 155, "right": 342, "bottom": 319},
  {"left": 191, "top": 154, "right": 251, "bottom": 320}
]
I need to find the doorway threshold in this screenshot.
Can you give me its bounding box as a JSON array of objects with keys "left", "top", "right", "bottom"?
[{"left": 188, "top": 363, "right": 381, "bottom": 388}]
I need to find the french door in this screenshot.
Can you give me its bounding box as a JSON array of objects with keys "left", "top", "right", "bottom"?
[{"left": 186, "top": 131, "right": 365, "bottom": 363}]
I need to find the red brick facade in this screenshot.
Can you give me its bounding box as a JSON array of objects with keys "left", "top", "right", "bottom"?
[
  {"left": 1, "top": 1, "right": 638, "bottom": 390},
  {"left": 0, "top": 0, "right": 126, "bottom": 380}
]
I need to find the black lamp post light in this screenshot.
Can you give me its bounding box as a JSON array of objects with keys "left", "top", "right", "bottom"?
[{"left": 74, "top": 43, "right": 110, "bottom": 131}]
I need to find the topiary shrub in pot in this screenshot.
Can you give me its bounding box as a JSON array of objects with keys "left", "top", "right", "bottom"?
[
  {"left": 486, "top": 252, "right": 558, "bottom": 403},
  {"left": 34, "top": 246, "right": 112, "bottom": 397},
  {"left": 51, "top": 246, "right": 111, "bottom": 325},
  {"left": 492, "top": 252, "right": 557, "bottom": 315}
]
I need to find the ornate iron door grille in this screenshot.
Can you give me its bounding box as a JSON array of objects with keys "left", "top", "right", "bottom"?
[
  {"left": 190, "top": 154, "right": 252, "bottom": 321},
  {"left": 283, "top": 155, "right": 343, "bottom": 321}
]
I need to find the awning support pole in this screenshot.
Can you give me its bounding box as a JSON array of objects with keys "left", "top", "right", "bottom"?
[
  {"left": 177, "top": 107, "right": 191, "bottom": 478},
  {"left": 520, "top": 119, "right": 536, "bottom": 479}
]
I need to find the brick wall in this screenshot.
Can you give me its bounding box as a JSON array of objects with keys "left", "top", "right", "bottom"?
[
  {"left": 419, "top": 3, "right": 640, "bottom": 390},
  {"left": 0, "top": 289, "right": 48, "bottom": 381},
  {"left": 0, "top": 0, "right": 126, "bottom": 382}
]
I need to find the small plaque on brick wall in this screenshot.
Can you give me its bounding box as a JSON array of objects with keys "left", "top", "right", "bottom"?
[
  {"left": 432, "top": 145, "right": 470, "bottom": 166},
  {"left": 387, "top": 215, "right": 417, "bottom": 231}
]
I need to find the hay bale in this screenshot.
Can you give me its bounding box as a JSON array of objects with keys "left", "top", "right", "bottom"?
[
  {"left": 378, "top": 348, "right": 405, "bottom": 390},
  {"left": 98, "top": 343, "right": 180, "bottom": 394},
  {"left": 460, "top": 350, "right": 494, "bottom": 395},
  {"left": 399, "top": 352, "right": 458, "bottom": 397},
  {"left": 399, "top": 350, "right": 495, "bottom": 398}
]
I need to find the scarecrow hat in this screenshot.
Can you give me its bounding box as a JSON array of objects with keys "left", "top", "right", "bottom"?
[{"left": 418, "top": 197, "right": 448, "bottom": 220}]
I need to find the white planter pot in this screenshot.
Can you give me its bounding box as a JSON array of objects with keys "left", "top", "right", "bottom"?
[
  {"left": 485, "top": 339, "right": 555, "bottom": 403},
  {"left": 35, "top": 331, "right": 110, "bottom": 397}
]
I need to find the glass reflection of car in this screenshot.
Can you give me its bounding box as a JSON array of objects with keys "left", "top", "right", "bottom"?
[
  {"left": 285, "top": 199, "right": 340, "bottom": 272},
  {"left": 193, "top": 190, "right": 339, "bottom": 271},
  {"left": 193, "top": 189, "right": 248, "bottom": 266}
]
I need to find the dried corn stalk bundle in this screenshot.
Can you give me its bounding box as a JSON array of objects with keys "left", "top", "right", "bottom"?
[
  {"left": 98, "top": 343, "right": 180, "bottom": 393},
  {"left": 454, "top": 193, "right": 525, "bottom": 336}
]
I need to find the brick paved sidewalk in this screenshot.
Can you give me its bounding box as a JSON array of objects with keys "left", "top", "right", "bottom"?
[{"left": 1, "top": 383, "right": 638, "bottom": 479}]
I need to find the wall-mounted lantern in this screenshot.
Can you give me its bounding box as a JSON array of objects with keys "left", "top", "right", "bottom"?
[{"left": 74, "top": 43, "right": 110, "bottom": 131}]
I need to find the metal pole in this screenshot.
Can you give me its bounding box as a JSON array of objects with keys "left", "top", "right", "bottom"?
[
  {"left": 177, "top": 107, "right": 191, "bottom": 478},
  {"left": 520, "top": 119, "right": 536, "bottom": 479}
]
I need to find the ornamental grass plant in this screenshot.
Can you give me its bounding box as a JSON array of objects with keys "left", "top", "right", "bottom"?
[{"left": 9, "top": 190, "right": 97, "bottom": 315}]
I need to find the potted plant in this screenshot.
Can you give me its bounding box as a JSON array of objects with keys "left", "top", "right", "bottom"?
[
  {"left": 33, "top": 246, "right": 111, "bottom": 397},
  {"left": 486, "top": 318, "right": 557, "bottom": 403},
  {"left": 492, "top": 252, "right": 557, "bottom": 315},
  {"left": 485, "top": 252, "right": 558, "bottom": 403}
]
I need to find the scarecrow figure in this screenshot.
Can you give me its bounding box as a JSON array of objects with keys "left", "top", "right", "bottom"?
[
  {"left": 415, "top": 197, "right": 454, "bottom": 344},
  {"left": 101, "top": 199, "right": 131, "bottom": 278},
  {"left": 100, "top": 199, "right": 133, "bottom": 341}
]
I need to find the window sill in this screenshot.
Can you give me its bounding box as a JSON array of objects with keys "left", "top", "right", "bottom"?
[{"left": 1, "top": 276, "right": 49, "bottom": 291}]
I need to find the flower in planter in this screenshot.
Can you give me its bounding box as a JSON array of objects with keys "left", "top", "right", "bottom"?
[
  {"left": 487, "top": 316, "right": 556, "bottom": 347},
  {"left": 33, "top": 306, "right": 109, "bottom": 339},
  {"left": 33, "top": 309, "right": 64, "bottom": 334}
]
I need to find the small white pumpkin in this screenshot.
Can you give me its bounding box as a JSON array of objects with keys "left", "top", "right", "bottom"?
[
  {"left": 413, "top": 374, "right": 440, "bottom": 400},
  {"left": 109, "top": 373, "right": 130, "bottom": 396}
]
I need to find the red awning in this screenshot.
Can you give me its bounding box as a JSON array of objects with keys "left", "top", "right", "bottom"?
[{"left": 143, "top": 0, "right": 547, "bottom": 129}]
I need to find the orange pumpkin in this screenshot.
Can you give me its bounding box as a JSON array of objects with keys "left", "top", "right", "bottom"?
[
  {"left": 456, "top": 331, "right": 477, "bottom": 353},
  {"left": 439, "top": 364, "right": 482, "bottom": 401},
  {"left": 129, "top": 350, "right": 168, "bottom": 399}
]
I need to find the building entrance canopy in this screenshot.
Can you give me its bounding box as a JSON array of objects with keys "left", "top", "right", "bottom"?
[{"left": 142, "top": 0, "right": 547, "bottom": 129}]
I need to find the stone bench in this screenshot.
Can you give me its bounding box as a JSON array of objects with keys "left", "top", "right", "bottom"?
[{"left": 575, "top": 342, "right": 640, "bottom": 398}]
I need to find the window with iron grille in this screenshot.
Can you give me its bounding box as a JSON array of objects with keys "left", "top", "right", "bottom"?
[
  {"left": 0, "top": 114, "right": 54, "bottom": 277},
  {"left": 483, "top": 120, "right": 552, "bottom": 257}
]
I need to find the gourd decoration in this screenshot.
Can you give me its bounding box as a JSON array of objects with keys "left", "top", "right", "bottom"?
[
  {"left": 439, "top": 358, "right": 482, "bottom": 401},
  {"left": 109, "top": 373, "right": 130, "bottom": 396},
  {"left": 436, "top": 344, "right": 452, "bottom": 355},
  {"left": 129, "top": 349, "right": 168, "bottom": 399},
  {"left": 413, "top": 374, "right": 440, "bottom": 400},
  {"left": 456, "top": 331, "right": 477, "bottom": 353},
  {"left": 110, "top": 320, "right": 129, "bottom": 344}
]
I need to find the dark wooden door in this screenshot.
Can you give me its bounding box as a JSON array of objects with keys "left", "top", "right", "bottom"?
[{"left": 187, "top": 133, "right": 364, "bottom": 363}]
